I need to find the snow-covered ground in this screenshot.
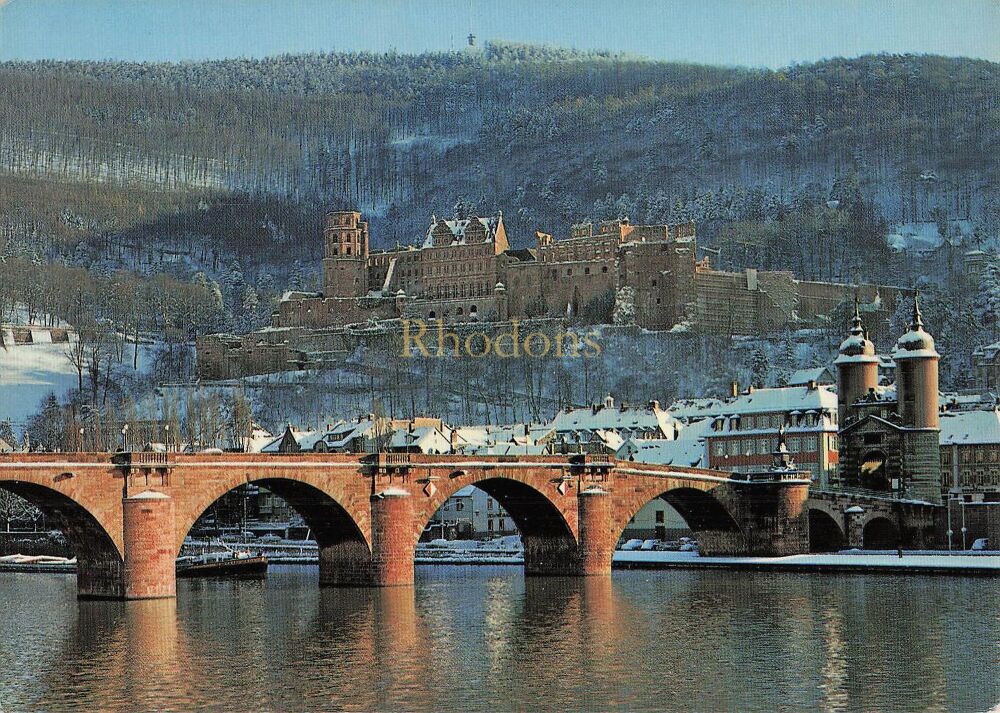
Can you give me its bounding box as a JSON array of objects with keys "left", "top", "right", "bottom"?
[
  {"left": 0, "top": 340, "right": 79, "bottom": 425},
  {"left": 0, "top": 334, "right": 162, "bottom": 427},
  {"left": 616, "top": 550, "right": 1000, "bottom": 572}
]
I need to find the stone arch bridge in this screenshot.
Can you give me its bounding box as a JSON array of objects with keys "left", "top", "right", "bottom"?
[{"left": 0, "top": 452, "right": 937, "bottom": 600}]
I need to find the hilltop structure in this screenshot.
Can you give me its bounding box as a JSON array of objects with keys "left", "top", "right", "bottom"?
[{"left": 197, "top": 208, "right": 909, "bottom": 379}]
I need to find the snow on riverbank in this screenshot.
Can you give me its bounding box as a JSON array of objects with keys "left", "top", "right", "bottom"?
[{"left": 615, "top": 550, "right": 1000, "bottom": 573}]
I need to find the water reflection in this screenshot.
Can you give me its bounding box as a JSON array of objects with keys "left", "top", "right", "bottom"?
[{"left": 1, "top": 567, "right": 1000, "bottom": 712}]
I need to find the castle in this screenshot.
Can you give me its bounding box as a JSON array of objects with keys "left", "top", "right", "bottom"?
[{"left": 197, "top": 208, "right": 909, "bottom": 379}]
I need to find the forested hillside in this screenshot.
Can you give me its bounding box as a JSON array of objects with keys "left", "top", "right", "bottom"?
[
  {"left": 3, "top": 45, "right": 999, "bottom": 247},
  {"left": 2, "top": 44, "right": 1000, "bottom": 384}
]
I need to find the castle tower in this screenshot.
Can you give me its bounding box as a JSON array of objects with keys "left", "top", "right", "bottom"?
[
  {"left": 892, "top": 296, "right": 941, "bottom": 503},
  {"left": 322, "top": 210, "right": 369, "bottom": 298},
  {"left": 833, "top": 298, "right": 879, "bottom": 428}
]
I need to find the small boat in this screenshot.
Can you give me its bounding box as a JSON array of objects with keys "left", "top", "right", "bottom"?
[{"left": 176, "top": 548, "right": 269, "bottom": 578}]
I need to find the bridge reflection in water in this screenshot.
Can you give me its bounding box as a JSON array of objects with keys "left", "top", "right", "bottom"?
[{"left": 3, "top": 567, "right": 999, "bottom": 711}]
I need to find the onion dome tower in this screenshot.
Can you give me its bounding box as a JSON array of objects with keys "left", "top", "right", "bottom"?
[
  {"left": 891, "top": 295, "right": 942, "bottom": 503},
  {"left": 892, "top": 296, "right": 940, "bottom": 430},
  {"left": 833, "top": 298, "right": 879, "bottom": 428}
]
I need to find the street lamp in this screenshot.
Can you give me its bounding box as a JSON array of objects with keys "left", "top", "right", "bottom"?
[
  {"left": 121, "top": 424, "right": 129, "bottom": 453},
  {"left": 164, "top": 424, "right": 171, "bottom": 453}
]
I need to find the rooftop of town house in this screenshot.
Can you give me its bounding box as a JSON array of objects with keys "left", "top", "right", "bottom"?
[
  {"left": 547, "top": 395, "right": 677, "bottom": 437},
  {"left": 940, "top": 408, "right": 1000, "bottom": 446},
  {"left": 617, "top": 417, "right": 713, "bottom": 468},
  {"left": 786, "top": 366, "right": 835, "bottom": 386},
  {"left": 708, "top": 384, "right": 839, "bottom": 419}
]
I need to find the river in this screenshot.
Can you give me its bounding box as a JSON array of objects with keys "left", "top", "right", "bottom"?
[{"left": 1, "top": 566, "right": 998, "bottom": 712}]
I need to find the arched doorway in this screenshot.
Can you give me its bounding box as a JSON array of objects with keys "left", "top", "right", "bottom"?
[
  {"left": 808, "top": 509, "right": 846, "bottom": 552},
  {"left": 860, "top": 450, "right": 890, "bottom": 491},
  {"left": 862, "top": 516, "right": 899, "bottom": 550}
]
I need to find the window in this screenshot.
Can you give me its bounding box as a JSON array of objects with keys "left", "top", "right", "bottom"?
[{"left": 655, "top": 510, "right": 664, "bottom": 523}]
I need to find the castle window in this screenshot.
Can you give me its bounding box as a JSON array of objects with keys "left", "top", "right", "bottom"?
[
  {"left": 585, "top": 267, "right": 591, "bottom": 275},
  {"left": 602, "top": 266, "right": 608, "bottom": 273},
  {"left": 567, "top": 269, "right": 573, "bottom": 276},
  {"left": 652, "top": 280, "right": 657, "bottom": 287}
]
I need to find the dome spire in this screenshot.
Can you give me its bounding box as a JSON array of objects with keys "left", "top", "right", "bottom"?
[
  {"left": 911, "top": 292, "right": 924, "bottom": 331},
  {"left": 850, "top": 296, "right": 864, "bottom": 336}
]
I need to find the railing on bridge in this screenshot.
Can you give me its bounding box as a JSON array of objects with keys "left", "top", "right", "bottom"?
[{"left": 111, "top": 451, "right": 170, "bottom": 468}]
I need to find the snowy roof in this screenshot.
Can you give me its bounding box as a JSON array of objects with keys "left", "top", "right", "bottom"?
[
  {"left": 260, "top": 426, "right": 321, "bottom": 453},
  {"left": 322, "top": 419, "right": 378, "bottom": 449},
  {"left": 423, "top": 215, "right": 502, "bottom": 249},
  {"left": 387, "top": 426, "right": 451, "bottom": 453},
  {"left": 548, "top": 399, "right": 677, "bottom": 437},
  {"left": 885, "top": 220, "right": 974, "bottom": 253},
  {"left": 940, "top": 392, "right": 995, "bottom": 411},
  {"left": 452, "top": 423, "right": 554, "bottom": 449},
  {"left": 893, "top": 326, "right": 938, "bottom": 360},
  {"left": 616, "top": 418, "right": 712, "bottom": 467},
  {"left": 280, "top": 290, "right": 321, "bottom": 302},
  {"left": 711, "top": 385, "right": 838, "bottom": 418},
  {"left": 666, "top": 398, "right": 727, "bottom": 421},
  {"left": 973, "top": 341, "right": 1000, "bottom": 362},
  {"left": 787, "top": 367, "right": 834, "bottom": 386},
  {"left": 940, "top": 409, "right": 1000, "bottom": 446}
]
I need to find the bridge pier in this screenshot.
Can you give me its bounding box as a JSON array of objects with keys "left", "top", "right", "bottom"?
[
  {"left": 737, "top": 482, "right": 811, "bottom": 556},
  {"left": 122, "top": 491, "right": 177, "bottom": 600},
  {"left": 370, "top": 488, "right": 415, "bottom": 587},
  {"left": 576, "top": 486, "right": 615, "bottom": 576}
]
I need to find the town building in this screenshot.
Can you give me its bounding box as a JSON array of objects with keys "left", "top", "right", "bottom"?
[
  {"left": 427, "top": 485, "right": 517, "bottom": 540},
  {"left": 972, "top": 341, "right": 1000, "bottom": 391}
]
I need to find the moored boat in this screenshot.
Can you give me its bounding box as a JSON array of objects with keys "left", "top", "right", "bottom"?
[{"left": 176, "top": 550, "right": 269, "bottom": 578}]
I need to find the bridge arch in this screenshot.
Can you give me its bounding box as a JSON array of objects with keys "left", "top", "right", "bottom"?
[
  {"left": 862, "top": 515, "right": 899, "bottom": 550},
  {"left": 176, "top": 476, "right": 372, "bottom": 586},
  {"left": 0, "top": 479, "right": 124, "bottom": 598},
  {"left": 615, "top": 485, "right": 743, "bottom": 556},
  {"left": 417, "top": 471, "right": 579, "bottom": 575},
  {"left": 807, "top": 507, "right": 846, "bottom": 552}
]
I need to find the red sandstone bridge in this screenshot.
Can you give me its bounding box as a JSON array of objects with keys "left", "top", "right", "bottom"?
[{"left": 0, "top": 452, "right": 938, "bottom": 600}]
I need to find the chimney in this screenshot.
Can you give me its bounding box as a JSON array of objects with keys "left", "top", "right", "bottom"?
[
  {"left": 648, "top": 400, "right": 660, "bottom": 411},
  {"left": 604, "top": 393, "right": 615, "bottom": 409},
  {"left": 730, "top": 381, "right": 739, "bottom": 398},
  {"left": 449, "top": 428, "right": 458, "bottom": 453},
  {"left": 746, "top": 385, "right": 755, "bottom": 395},
  {"left": 807, "top": 379, "right": 817, "bottom": 391}
]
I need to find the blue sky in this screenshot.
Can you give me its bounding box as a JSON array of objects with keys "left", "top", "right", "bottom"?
[{"left": 0, "top": 0, "right": 997, "bottom": 67}]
